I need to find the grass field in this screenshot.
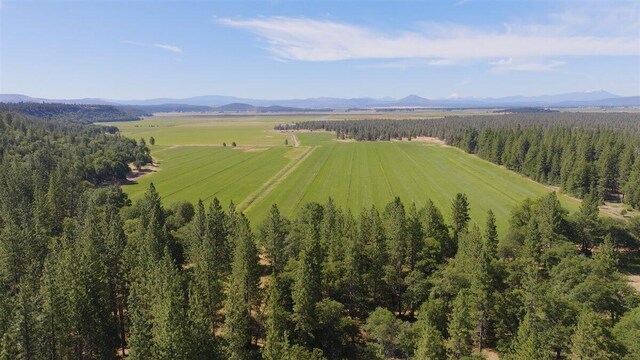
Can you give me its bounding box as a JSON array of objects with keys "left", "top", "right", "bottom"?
[{"left": 105, "top": 115, "right": 581, "bottom": 231}]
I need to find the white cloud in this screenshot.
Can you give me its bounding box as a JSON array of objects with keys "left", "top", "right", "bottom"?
[
  {"left": 217, "top": 15, "right": 640, "bottom": 62},
  {"left": 124, "top": 41, "right": 183, "bottom": 54},
  {"left": 489, "top": 58, "right": 566, "bottom": 73},
  {"left": 153, "top": 44, "right": 183, "bottom": 53},
  {"left": 361, "top": 58, "right": 463, "bottom": 69}
]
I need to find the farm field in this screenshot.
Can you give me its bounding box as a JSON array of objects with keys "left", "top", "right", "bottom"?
[{"left": 105, "top": 115, "right": 581, "bottom": 231}]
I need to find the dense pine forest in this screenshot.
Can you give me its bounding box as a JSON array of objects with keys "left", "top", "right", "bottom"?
[
  {"left": 277, "top": 113, "right": 640, "bottom": 208},
  {"left": 1, "top": 109, "right": 640, "bottom": 360},
  {"left": 0, "top": 103, "right": 144, "bottom": 124}
]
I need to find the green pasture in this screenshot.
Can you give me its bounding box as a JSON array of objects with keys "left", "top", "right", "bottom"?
[
  {"left": 104, "top": 115, "right": 303, "bottom": 147},
  {"left": 109, "top": 116, "right": 580, "bottom": 231},
  {"left": 244, "top": 139, "right": 580, "bottom": 231}
]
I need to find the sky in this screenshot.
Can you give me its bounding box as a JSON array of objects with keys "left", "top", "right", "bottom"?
[{"left": 1, "top": 0, "right": 639, "bottom": 100}]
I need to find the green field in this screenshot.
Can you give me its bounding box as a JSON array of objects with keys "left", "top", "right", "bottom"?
[{"left": 105, "top": 115, "right": 580, "bottom": 231}]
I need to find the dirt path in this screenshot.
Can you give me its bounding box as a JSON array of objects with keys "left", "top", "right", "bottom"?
[
  {"left": 291, "top": 134, "right": 300, "bottom": 147},
  {"left": 239, "top": 146, "right": 316, "bottom": 212}
]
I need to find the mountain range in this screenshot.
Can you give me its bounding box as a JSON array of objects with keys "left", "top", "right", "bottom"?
[{"left": 1, "top": 90, "right": 638, "bottom": 110}]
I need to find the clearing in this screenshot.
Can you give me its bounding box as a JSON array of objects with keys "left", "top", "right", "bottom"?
[{"left": 105, "top": 115, "right": 582, "bottom": 231}]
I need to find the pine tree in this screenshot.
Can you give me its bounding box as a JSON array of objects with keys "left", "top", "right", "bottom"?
[
  {"left": 343, "top": 212, "right": 367, "bottom": 318},
  {"left": 451, "top": 193, "right": 471, "bottom": 255},
  {"left": 127, "top": 185, "right": 170, "bottom": 359},
  {"left": 149, "top": 249, "right": 192, "bottom": 360},
  {"left": 292, "top": 224, "right": 323, "bottom": 344},
  {"left": 263, "top": 274, "right": 292, "bottom": 360},
  {"left": 188, "top": 200, "right": 222, "bottom": 355},
  {"left": 484, "top": 209, "right": 498, "bottom": 259},
  {"left": 208, "top": 198, "right": 232, "bottom": 277},
  {"left": 260, "top": 204, "right": 289, "bottom": 275},
  {"left": 446, "top": 290, "right": 474, "bottom": 359},
  {"left": 383, "top": 197, "right": 407, "bottom": 316},
  {"left": 360, "top": 206, "right": 388, "bottom": 311},
  {"left": 414, "top": 319, "right": 446, "bottom": 360},
  {"left": 420, "top": 199, "right": 450, "bottom": 259},
  {"left": 571, "top": 310, "right": 622, "bottom": 360},
  {"left": 574, "top": 192, "right": 603, "bottom": 254},
  {"left": 71, "top": 203, "right": 119, "bottom": 358},
  {"left": 510, "top": 311, "right": 551, "bottom": 360},
  {"left": 321, "top": 198, "right": 344, "bottom": 299},
  {"left": 223, "top": 214, "right": 260, "bottom": 360},
  {"left": 593, "top": 234, "right": 617, "bottom": 277}
]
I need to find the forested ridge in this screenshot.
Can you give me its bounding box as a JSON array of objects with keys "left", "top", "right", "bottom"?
[
  {"left": 0, "top": 103, "right": 144, "bottom": 124},
  {"left": 1, "top": 110, "right": 640, "bottom": 360},
  {"left": 277, "top": 112, "right": 640, "bottom": 208}
]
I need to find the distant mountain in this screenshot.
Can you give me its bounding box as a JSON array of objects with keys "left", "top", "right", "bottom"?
[
  {"left": 556, "top": 96, "right": 640, "bottom": 107},
  {"left": 2, "top": 91, "right": 638, "bottom": 110},
  {"left": 212, "top": 103, "right": 257, "bottom": 112},
  {"left": 491, "top": 90, "right": 620, "bottom": 104},
  {"left": 395, "top": 95, "right": 435, "bottom": 106}
]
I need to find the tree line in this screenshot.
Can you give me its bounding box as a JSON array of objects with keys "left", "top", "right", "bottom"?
[
  {"left": 276, "top": 112, "right": 640, "bottom": 208},
  {"left": 0, "top": 102, "right": 144, "bottom": 124}
]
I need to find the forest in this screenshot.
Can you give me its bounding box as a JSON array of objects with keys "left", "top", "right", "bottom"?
[
  {"left": 277, "top": 112, "right": 640, "bottom": 208},
  {"left": 1, "top": 109, "right": 640, "bottom": 359},
  {"left": 0, "top": 103, "right": 144, "bottom": 124}
]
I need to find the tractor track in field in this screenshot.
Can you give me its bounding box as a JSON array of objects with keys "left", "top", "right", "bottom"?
[
  {"left": 373, "top": 144, "right": 395, "bottom": 199},
  {"left": 292, "top": 144, "right": 336, "bottom": 212},
  {"left": 239, "top": 146, "right": 317, "bottom": 213},
  {"left": 291, "top": 134, "right": 300, "bottom": 147},
  {"left": 345, "top": 145, "right": 356, "bottom": 206}
]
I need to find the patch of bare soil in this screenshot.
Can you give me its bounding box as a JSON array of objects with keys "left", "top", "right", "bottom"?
[
  {"left": 410, "top": 136, "right": 450, "bottom": 146},
  {"left": 291, "top": 133, "right": 300, "bottom": 147},
  {"left": 125, "top": 160, "right": 159, "bottom": 183},
  {"left": 600, "top": 203, "right": 638, "bottom": 220},
  {"left": 481, "top": 348, "right": 501, "bottom": 360},
  {"left": 242, "top": 147, "right": 269, "bottom": 152},
  {"left": 627, "top": 275, "right": 640, "bottom": 292}
]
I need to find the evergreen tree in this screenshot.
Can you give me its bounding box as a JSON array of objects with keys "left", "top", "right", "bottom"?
[
  {"left": 593, "top": 234, "right": 617, "bottom": 277},
  {"left": 484, "top": 209, "right": 498, "bottom": 259},
  {"left": 292, "top": 224, "right": 323, "bottom": 344},
  {"left": 383, "top": 197, "right": 407, "bottom": 316},
  {"left": 263, "top": 274, "right": 292, "bottom": 360},
  {"left": 573, "top": 192, "right": 603, "bottom": 254},
  {"left": 223, "top": 214, "right": 260, "bottom": 360},
  {"left": 208, "top": 198, "right": 232, "bottom": 277},
  {"left": 414, "top": 319, "right": 446, "bottom": 360},
  {"left": 510, "top": 311, "right": 551, "bottom": 360},
  {"left": 446, "top": 290, "right": 474, "bottom": 359},
  {"left": 149, "top": 249, "right": 192, "bottom": 360},
  {"left": 571, "top": 309, "right": 622, "bottom": 360},
  {"left": 260, "top": 204, "right": 289, "bottom": 275},
  {"left": 188, "top": 200, "right": 222, "bottom": 355},
  {"left": 451, "top": 193, "right": 471, "bottom": 255},
  {"left": 360, "top": 206, "right": 388, "bottom": 312},
  {"left": 420, "top": 199, "right": 450, "bottom": 260}
]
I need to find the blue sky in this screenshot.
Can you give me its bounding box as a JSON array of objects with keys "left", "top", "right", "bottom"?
[{"left": 1, "top": 0, "right": 639, "bottom": 100}]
